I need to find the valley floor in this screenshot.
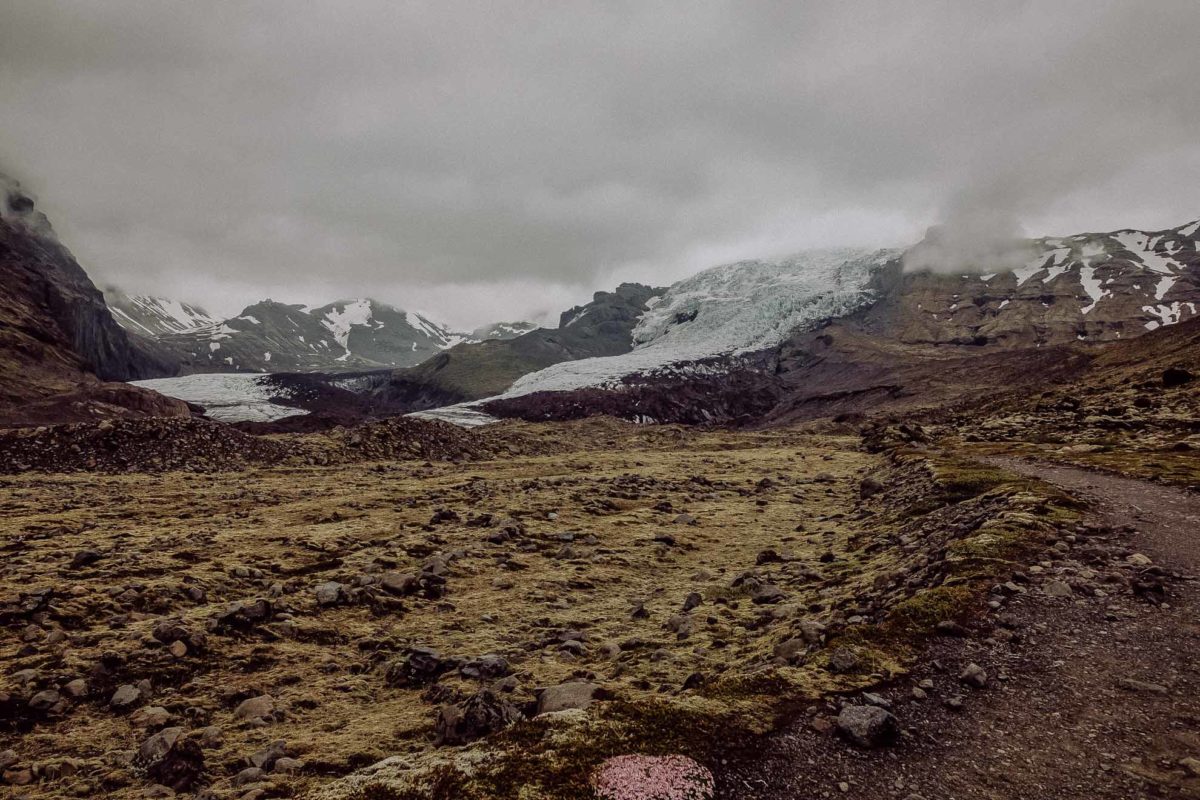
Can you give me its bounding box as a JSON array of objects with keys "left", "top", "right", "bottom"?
[
  {"left": 1, "top": 424, "right": 883, "bottom": 799},
  {"left": 1, "top": 418, "right": 1196, "bottom": 799}
]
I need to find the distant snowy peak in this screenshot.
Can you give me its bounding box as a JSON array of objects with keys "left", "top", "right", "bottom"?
[
  {"left": 472, "top": 321, "right": 538, "bottom": 341},
  {"left": 105, "top": 289, "right": 220, "bottom": 337}
]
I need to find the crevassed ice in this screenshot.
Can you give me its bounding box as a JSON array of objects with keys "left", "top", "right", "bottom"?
[{"left": 131, "top": 373, "right": 306, "bottom": 422}]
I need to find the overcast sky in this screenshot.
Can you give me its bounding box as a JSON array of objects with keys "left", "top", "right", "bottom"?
[{"left": 2, "top": 1, "right": 1197, "bottom": 327}]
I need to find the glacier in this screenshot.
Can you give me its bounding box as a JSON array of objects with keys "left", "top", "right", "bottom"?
[
  {"left": 413, "top": 248, "right": 896, "bottom": 425},
  {"left": 131, "top": 373, "right": 306, "bottom": 422}
]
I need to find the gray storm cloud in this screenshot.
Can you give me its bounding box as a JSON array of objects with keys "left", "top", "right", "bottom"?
[{"left": 1, "top": 1, "right": 1198, "bottom": 326}]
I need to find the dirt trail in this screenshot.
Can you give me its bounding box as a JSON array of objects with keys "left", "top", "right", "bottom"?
[
  {"left": 985, "top": 456, "right": 1200, "bottom": 573},
  {"left": 722, "top": 457, "right": 1200, "bottom": 800}
]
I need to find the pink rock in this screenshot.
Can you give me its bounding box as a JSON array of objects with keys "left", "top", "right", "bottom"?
[{"left": 593, "top": 754, "right": 715, "bottom": 800}]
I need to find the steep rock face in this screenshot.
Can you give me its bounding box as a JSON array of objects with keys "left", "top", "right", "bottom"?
[{"left": 0, "top": 175, "right": 183, "bottom": 423}]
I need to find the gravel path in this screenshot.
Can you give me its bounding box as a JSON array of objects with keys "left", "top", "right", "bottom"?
[
  {"left": 985, "top": 456, "right": 1200, "bottom": 572},
  {"left": 720, "top": 458, "right": 1200, "bottom": 800}
]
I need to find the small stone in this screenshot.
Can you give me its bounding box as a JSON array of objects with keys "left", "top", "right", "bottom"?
[
  {"left": 273, "top": 757, "right": 305, "bottom": 774},
  {"left": 826, "top": 647, "right": 862, "bottom": 675},
  {"left": 798, "top": 620, "right": 826, "bottom": 644},
  {"left": 682, "top": 592, "right": 702, "bottom": 612},
  {"left": 460, "top": 654, "right": 512, "bottom": 681},
  {"left": 435, "top": 689, "right": 524, "bottom": 745},
  {"left": 836, "top": 705, "right": 898, "bottom": 747},
  {"left": 315, "top": 582, "right": 347, "bottom": 606},
  {"left": 385, "top": 647, "right": 455, "bottom": 687},
  {"left": 111, "top": 684, "right": 143, "bottom": 709},
  {"left": 3, "top": 767, "right": 34, "bottom": 786},
  {"left": 168, "top": 641, "right": 188, "bottom": 658},
  {"left": 379, "top": 572, "right": 418, "bottom": 595},
  {"left": 862, "top": 692, "right": 890, "bottom": 708},
  {"left": 773, "top": 638, "right": 806, "bottom": 663},
  {"left": 1042, "top": 580, "right": 1073, "bottom": 597},
  {"left": 69, "top": 549, "right": 103, "bottom": 570},
  {"left": 1126, "top": 553, "right": 1152, "bottom": 566},
  {"left": 28, "top": 689, "right": 61, "bottom": 712},
  {"left": 62, "top": 679, "right": 88, "bottom": 698},
  {"left": 234, "top": 766, "right": 265, "bottom": 786},
  {"left": 249, "top": 740, "right": 288, "bottom": 770},
  {"left": 959, "top": 663, "right": 988, "bottom": 689},
  {"left": 233, "top": 695, "right": 276, "bottom": 723},
  {"left": 134, "top": 727, "right": 205, "bottom": 792},
  {"left": 751, "top": 584, "right": 786, "bottom": 605},
  {"left": 131, "top": 706, "right": 174, "bottom": 728},
  {"left": 199, "top": 726, "right": 223, "bottom": 749},
  {"left": 536, "top": 681, "right": 599, "bottom": 715},
  {"left": 1117, "top": 678, "right": 1168, "bottom": 695}
]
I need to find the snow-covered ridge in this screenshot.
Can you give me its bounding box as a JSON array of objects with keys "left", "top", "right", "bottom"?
[
  {"left": 106, "top": 293, "right": 220, "bottom": 337},
  {"left": 989, "top": 219, "right": 1199, "bottom": 326}
]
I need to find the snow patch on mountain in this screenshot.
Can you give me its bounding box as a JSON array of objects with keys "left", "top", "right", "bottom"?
[{"left": 321, "top": 299, "right": 376, "bottom": 349}]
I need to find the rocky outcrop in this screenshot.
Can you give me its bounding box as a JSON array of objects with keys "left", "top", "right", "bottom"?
[{"left": 0, "top": 175, "right": 183, "bottom": 425}]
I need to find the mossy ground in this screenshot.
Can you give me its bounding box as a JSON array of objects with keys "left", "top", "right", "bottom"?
[{"left": 0, "top": 420, "right": 1085, "bottom": 799}]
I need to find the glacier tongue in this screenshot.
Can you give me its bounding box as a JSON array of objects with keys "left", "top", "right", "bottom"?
[{"left": 497, "top": 248, "right": 895, "bottom": 398}]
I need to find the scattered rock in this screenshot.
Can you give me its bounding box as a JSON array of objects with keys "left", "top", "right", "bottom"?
[
  {"left": 959, "top": 663, "right": 988, "bottom": 689},
  {"left": 133, "top": 727, "right": 205, "bottom": 792},
  {"left": 751, "top": 584, "right": 786, "bottom": 605},
  {"left": 1042, "top": 580, "right": 1073, "bottom": 597},
  {"left": 536, "top": 681, "right": 599, "bottom": 715},
  {"left": 836, "top": 705, "right": 898, "bottom": 747},
  {"left": 826, "top": 647, "right": 863, "bottom": 675},
  {"left": 111, "top": 684, "right": 143, "bottom": 710},
  {"left": 1116, "top": 677, "right": 1168, "bottom": 695},
  {"left": 69, "top": 549, "right": 103, "bottom": 570},
  {"left": 435, "top": 689, "right": 524, "bottom": 745},
  {"left": 385, "top": 647, "right": 456, "bottom": 687},
  {"left": 315, "top": 581, "right": 348, "bottom": 606},
  {"left": 249, "top": 740, "right": 289, "bottom": 770},
  {"left": 233, "top": 694, "right": 276, "bottom": 723},
  {"left": 459, "top": 654, "right": 512, "bottom": 681}
]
